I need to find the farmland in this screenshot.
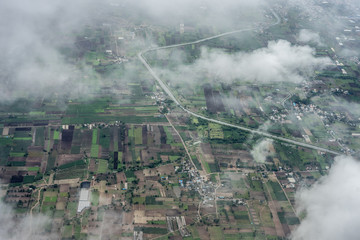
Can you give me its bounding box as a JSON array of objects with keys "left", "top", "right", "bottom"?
[{"left": 1, "top": 2, "right": 358, "bottom": 239}]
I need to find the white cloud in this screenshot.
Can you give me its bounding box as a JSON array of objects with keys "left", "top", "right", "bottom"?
[
  {"left": 0, "top": 198, "right": 57, "bottom": 240},
  {"left": 117, "top": 0, "right": 265, "bottom": 29},
  {"left": 292, "top": 156, "right": 360, "bottom": 240},
  {"left": 251, "top": 139, "right": 273, "bottom": 163},
  {"left": 0, "top": 0, "right": 101, "bottom": 103},
  {"left": 167, "top": 40, "right": 331, "bottom": 85},
  {"left": 297, "top": 29, "right": 323, "bottom": 45}
]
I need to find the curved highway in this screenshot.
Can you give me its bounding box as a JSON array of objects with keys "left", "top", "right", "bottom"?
[{"left": 138, "top": 9, "right": 341, "bottom": 156}]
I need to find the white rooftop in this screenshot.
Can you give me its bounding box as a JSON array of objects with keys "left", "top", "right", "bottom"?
[{"left": 77, "top": 189, "right": 91, "bottom": 213}]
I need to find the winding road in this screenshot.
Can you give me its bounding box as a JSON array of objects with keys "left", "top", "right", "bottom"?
[{"left": 138, "top": 9, "right": 341, "bottom": 156}]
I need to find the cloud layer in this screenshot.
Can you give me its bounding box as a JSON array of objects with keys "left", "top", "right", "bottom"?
[
  {"left": 118, "top": 0, "right": 265, "bottom": 29},
  {"left": 157, "top": 40, "right": 331, "bottom": 86},
  {"left": 297, "top": 29, "right": 323, "bottom": 45},
  {"left": 0, "top": 198, "right": 56, "bottom": 240},
  {"left": 292, "top": 156, "right": 360, "bottom": 240},
  {"left": 251, "top": 139, "right": 273, "bottom": 163},
  {"left": 0, "top": 0, "right": 101, "bottom": 103},
  {"left": 196, "top": 40, "right": 331, "bottom": 83}
]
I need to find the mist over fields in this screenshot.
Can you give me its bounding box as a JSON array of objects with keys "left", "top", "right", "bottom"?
[
  {"left": 109, "top": 0, "right": 266, "bottom": 28},
  {"left": 0, "top": 194, "right": 56, "bottom": 240},
  {"left": 1, "top": 1, "right": 360, "bottom": 240},
  {"left": 153, "top": 40, "right": 331, "bottom": 87},
  {"left": 0, "top": 0, "right": 102, "bottom": 103}
]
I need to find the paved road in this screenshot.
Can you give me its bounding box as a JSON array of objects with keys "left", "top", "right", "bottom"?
[{"left": 138, "top": 10, "right": 341, "bottom": 156}]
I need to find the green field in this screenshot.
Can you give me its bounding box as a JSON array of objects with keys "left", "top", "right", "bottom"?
[
  {"left": 201, "top": 158, "right": 211, "bottom": 174},
  {"left": 91, "top": 191, "right": 99, "bottom": 206},
  {"left": 191, "top": 155, "right": 202, "bottom": 170},
  {"left": 71, "top": 145, "right": 81, "bottom": 154},
  {"left": 67, "top": 202, "right": 78, "bottom": 218},
  {"left": 53, "top": 130, "right": 60, "bottom": 140},
  {"left": 163, "top": 126, "right": 174, "bottom": 144},
  {"left": 9, "top": 152, "right": 26, "bottom": 157},
  {"left": 28, "top": 167, "right": 40, "bottom": 172},
  {"left": 97, "top": 159, "right": 108, "bottom": 174},
  {"left": 44, "top": 196, "right": 58, "bottom": 202},
  {"left": 35, "top": 127, "right": 45, "bottom": 146},
  {"left": 117, "top": 152, "right": 123, "bottom": 169},
  {"left": 134, "top": 126, "right": 143, "bottom": 145},
  {"left": 91, "top": 144, "right": 99, "bottom": 158},
  {"left": 169, "top": 155, "right": 181, "bottom": 161},
  {"left": 59, "top": 192, "right": 69, "bottom": 197},
  {"left": 55, "top": 165, "right": 87, "bottom": 180},
  {"left": 92, "top": 129, "right": 98, "bottom": 144},
  {"left": 99, "top": 128, "right": 111, "bottom": 149},
  {"left": 208, "top": 123, "right": 224, "bottom": 139},
  {"left": 209, "top": 227, "right": 223, "bottom": 240},
  {"left": 62, "top": 225, "right": 73, "bottom": 238},
  {"left": 269, "top": 181, "right": 287, "bottom": 201},
  {"left": 133, "top": 196, "right": 145, "bottom": 204},
  {"left": 13, "top": 137, "right": 32, "bottom": 141}
]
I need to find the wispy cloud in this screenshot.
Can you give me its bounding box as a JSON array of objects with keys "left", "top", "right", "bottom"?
[
  {"left": 0, "top": 197, "right": 57, "bottom": 240},
  {"left": 292, "top": 156, "right": 360, "bottom": 240}
]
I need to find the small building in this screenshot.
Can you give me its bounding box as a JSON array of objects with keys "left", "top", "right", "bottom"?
[
  {"left": 80, "top": 181, "right": 91, "bottom": 189},
  {"left": 288, "top": 177, "right": 296, "bottom": 183}
]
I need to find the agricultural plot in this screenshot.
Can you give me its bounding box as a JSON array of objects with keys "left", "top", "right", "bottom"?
[
  {"left": 91, "top": 145, "right": 99, "bottom": 158},
  {"left": 97, "top": 159, "right": 108, "bottom": 174},
  {"left": 91, "top": 191, "right": 100, "bottom": 206},
  {"left": 208, "top": 227, "right": 223, "bottom": 240},
  {"left": 134, "top": 126, "right": 143, "bottom": 145},
  {"left": 267, "top": 181, "right": 287, "bottom": 201},
  {"left": 208, "top": 123, "right": 224, "bottom": 139}
]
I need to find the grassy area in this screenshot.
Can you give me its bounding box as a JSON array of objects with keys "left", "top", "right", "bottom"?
[
  {"left": 133, "top": 196, "right": 145, "bottom": 204},
  {"left": 92, "top": 129, "right": 98, "bottom": 144},
  {"left": 53, "top": 130, "right": 60, "bottom": 140},
  {"left": 169, "top": 155, "right": 181, "bottom": 161},
  {"left": 233, "top": 210, "right": 250, "bottom": 224},
  {"left": 61, "top": 115, "right": 167, "bottom": 125},
  {"left": 23, "top": 175, "right": 35, "bottom": 184},
  {"left": 67, "top": 201, "right": 77, "bottom": 218},
  {"left": 99, "top": 128, "right": 111, "bottom": 149},
  {"left": 9, "top": 152, "right": 26, "bottom": 157},
  {"left": 35, "top": 127, "right": 45, "bottom": 146},
  {"left": 125, "top": 170, "right": 136, "bottom": 178},
  {"left": 44, "top": 196, "right": 58, "bottom": 202},
  {"left": 13, "top": 137, "right": 32, "bottom": 141},
  {"left": 91, "top": 144, "right": 99, "bottom": 158},
  {"left": 28, "top": 167, "right": 40, "bottom": 172},
  {"left": 134, "top": 126, "right": 143, "bottom": 145},
  {"left": 148, "top": 220, "right": 166, "bottom": 225},
  {"left": 269, "top": 181, "right": 287, "bottom": 201},
  {"left": 46, "top": 155, "right": 56, "bottom": 172},
  {"left": 58, "top": 160, "right": 86, "bottom": 170},
  {"left": 97, "top": 159, "right": 108, "bottom": 174},
  {"left": 71, "top": 145, "right": 81, "bottom": 154},
  {"left": 201, "top": 158, "right": 211, "bottom": 174},
  {"left": 62, "top": 225, "right": 73, "bottom": 238},
  {"left": 209, "top": 227, "right": 223, "bottom": 240},
  {"left": 164, "top": 126, "right": 174, "bottom": 144},
  {"left": 55, "top": 165, "right": 87, "bottom": 180},
  {"left": 91, "top": 191, "right": 99, "bottom": 206},
  {"left": 208, "top": 123, "right": 224, "bottom": 139},
  {"left": 117, "top": 151, "right": 123, "bottom": 169},
  {"left": 59, "top": 192, "right": 69, "bottom": 197},
  {"left": 191, "top": 155, "right": 202, "bottom": 170}
]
